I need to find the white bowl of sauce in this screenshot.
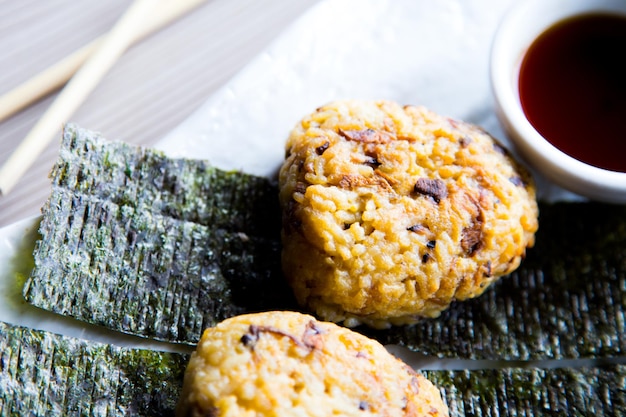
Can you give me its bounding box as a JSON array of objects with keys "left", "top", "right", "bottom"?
[{"left": 490, "top": 0, "right": 626, "bottom": 203}]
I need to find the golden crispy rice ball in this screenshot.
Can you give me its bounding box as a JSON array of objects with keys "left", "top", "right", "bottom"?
[
  {"left": 176, "top": 311, "right": 448, "bottom": 417},
  {"left": 279, "top": 100, "right": 538, "bottom": 328}
]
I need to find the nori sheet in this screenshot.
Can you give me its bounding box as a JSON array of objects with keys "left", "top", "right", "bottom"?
[
  {"left": 2, "top": 321, "right": 624, "bottom": 416},
  {"left": 425, "top": 365, "right": 626, "bottom": 416},
  {"left": 23, "top": 124, "right": 626, "bottom": 358},
  {"left": 24, "top": 187, "right": 295, "bottom": 345},
  {"left": 0, "top": 321, "right": 188, "bottom": 417},
  {"left": 363, "top": 202, "right": 626, "bottom": 361},
  {"left": 52, "top": 123, "right": 280, "bottom": 238},
  {"left": 24, "top": 124, "right": 295, "bottom": 345}
]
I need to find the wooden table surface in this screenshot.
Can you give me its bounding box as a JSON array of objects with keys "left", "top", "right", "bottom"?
[{"left": 0, "top": 0, "right": 318, "bottom": 228}]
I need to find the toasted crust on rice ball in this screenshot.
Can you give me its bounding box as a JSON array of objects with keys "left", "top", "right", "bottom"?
[
  {"left": 279, "top": 100, "right": 538, "bottom": 328},
  {"left": 175, "top": 311, "right": 449, "bottom": 417}
]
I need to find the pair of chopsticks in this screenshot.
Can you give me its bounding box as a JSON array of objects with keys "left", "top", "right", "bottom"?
[{"left": 0, "top": 0, "right": 207, "bottom": 196}]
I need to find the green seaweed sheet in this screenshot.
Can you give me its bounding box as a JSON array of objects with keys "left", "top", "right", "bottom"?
[
  {"left": 425, "top": 365, "right": 626, "bottom": 416},
  {"left": 365, "top": 202, "right": 626, "bottom": 360},
  {"left": 2, "top": 321, "right": 624, "bottom": 416},
  {"left": 0, "top": 321, "right": 188, "bottom": 417},
  {"left": 24, "top": 188, "right": 293, "bottom": 344},
  {"left": 53, "top": 124, "right": 280, "bottom": 237},
  {"left": 23, "top": 125, "right": 626, "bottom": 359},
  {"left": 23, "top": 125, "right": 296, "bottom": 345}
]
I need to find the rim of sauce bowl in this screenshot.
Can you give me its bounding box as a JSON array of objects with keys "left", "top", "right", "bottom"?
[{"left": 490, "top": 0, "right": 626, "bottom": 204}]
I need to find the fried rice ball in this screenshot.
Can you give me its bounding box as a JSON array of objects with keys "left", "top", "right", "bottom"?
[
  {"left": 279, "top": 100, "right": 538, "bottom": 328},
  {"left": 176, "top": 311, "right": 448, "bottom": 417}
]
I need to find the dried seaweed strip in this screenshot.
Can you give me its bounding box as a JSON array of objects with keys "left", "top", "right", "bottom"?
[
  {"left": 40, "top": 125, "right": 626, "bottom": 357},
  {"left": 27, "top": 123, "right": 287, "bottom": 344},
  {"left": 51, "top": 126, "right": 140, "bottom": 206},
  {"left": 25, "top": 188, "right": 293, "bottom": 345},
  {"left": 0, "top": 321, "right": 188, "bottom": 416},
  {"left": 2, "top": 322, "right": 625, "bottom": 416},
  {"left": 3, "top": 320, "right": 624, "bottom": 417},
  {"left": 52, "top": 124, "right": 280, "bottom": 237},
  {"left": 365, "top": 202, "right": 626, "bottom": 360},
  {"left": 427, "top": 365, "right": 626, "bottom": 416}
]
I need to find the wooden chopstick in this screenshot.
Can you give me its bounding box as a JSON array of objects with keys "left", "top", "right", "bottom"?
[
  {"left": 0, "top": 0, "right": 207, "bottom": 197},
  {"left": 0, "top": 0, "right": 207, "bottom": 124},
  {"left": 0, "top": 43, "right": 93, "bottom": 124}
]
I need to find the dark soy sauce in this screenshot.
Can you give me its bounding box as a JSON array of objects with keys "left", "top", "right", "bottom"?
[{"left": 518, "top": 13, "right": 626, "bottom": 172}]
